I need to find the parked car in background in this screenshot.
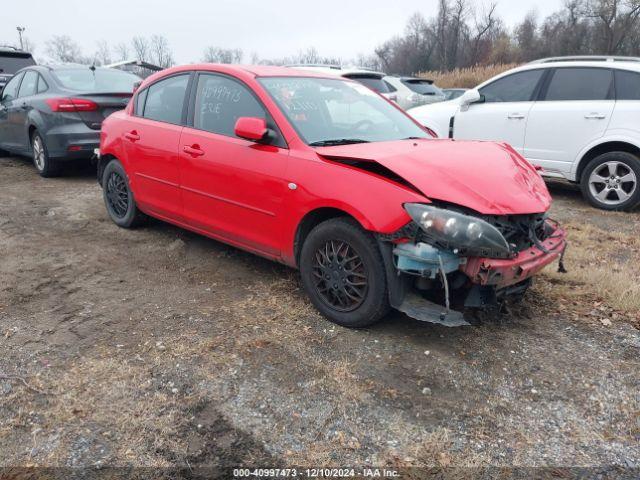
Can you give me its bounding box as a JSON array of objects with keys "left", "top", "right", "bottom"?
[
  {"left": 443, "top": 88, "right": 468, "bottom": 101},
  {"left": 383, "top": 76, "right": 445, "bottom": 109},
  {"left": 408, "top": 56, "right": 640, "bottom": 210},
  {"left": 0, "top": 46, "right": 36, "bottom": 91},
  {"left": 98, "top": 64, "right": 566, "bottom": 328},
  {"left": 286, "top": 65, "right": 397, "bottom": 102},
  {"left": 0, "top": 64, "right": 139, "bottom": 176}
]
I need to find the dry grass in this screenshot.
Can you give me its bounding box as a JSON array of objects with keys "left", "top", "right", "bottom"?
[
  {"left": 540, "top": 219, "right": 640, "bottom": 324},
  {"left": 417, "top": 64, "right": 520, "bottom": 88}
]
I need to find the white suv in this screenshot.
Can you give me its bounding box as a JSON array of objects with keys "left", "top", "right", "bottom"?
[{"left": 408, "top": 56, "right": 640, "bottom": 210}]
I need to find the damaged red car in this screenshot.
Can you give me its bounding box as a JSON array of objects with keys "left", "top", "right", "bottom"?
[{"left": 98, "top": 64, "right": 567, "bottom": 327}]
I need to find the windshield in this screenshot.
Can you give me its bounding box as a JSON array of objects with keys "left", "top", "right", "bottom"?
[
  {"left": 259, "top": 77, "right": 429, "bottom": 146},
  {"left": 51, "top": 68, "right": 140, "bottom": 93},
  {"left": 0, "top": 54, "right": 36, "bottom": 74},
  {"left": 403, "top": 79, "right": 443, "bottom": 96}
]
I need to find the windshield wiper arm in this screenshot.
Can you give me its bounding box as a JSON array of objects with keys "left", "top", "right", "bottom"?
[{"left": 309, "top": 138, "right": 370, "bottom": 147}]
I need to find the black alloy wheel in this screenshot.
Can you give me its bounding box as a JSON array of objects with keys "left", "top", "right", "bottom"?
[{"left": 312, "top": 239, "right": 368, "bottom": 312}]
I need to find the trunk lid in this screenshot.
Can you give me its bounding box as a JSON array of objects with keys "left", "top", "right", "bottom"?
[{"left": 75, "top": 93, "right": 132, "bottom": 130}]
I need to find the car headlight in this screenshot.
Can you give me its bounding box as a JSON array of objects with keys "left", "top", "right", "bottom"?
[{"left": 404, "top": 203, "right": 511, "bottom": 258}]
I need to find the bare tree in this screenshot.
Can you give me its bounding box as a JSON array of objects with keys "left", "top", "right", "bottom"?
[
  {"left": 585, "top": 0, "right": 640, "bottom": 53},
  {"left": 45, "top": 35, "right": 84, "bottom": 63},
  {"left": 131, "top": 36, "right": 150, "bottom": 62},
  {"left": 202, "top": 46, "right": 243, "bottom": 63},
  {"left": 94, "top": 40, "right": 112, "bottom": 66},
  {"left": 113, "top": 42, "right": 130, "bottom": 62},
  {"left": 150, "top": 35, "right": 174, "bottom": 68},
  {"left": 469, "top": 2, "right": 498, "bottom": 65}
]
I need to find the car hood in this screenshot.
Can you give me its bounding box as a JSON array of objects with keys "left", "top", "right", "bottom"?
[{"left": 315, "top": 139, "right": 552, "bottom": 215}]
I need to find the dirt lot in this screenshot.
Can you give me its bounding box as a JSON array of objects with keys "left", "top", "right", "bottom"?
[{"left": 0, "top": 155, "right": 639, "bottom": 474}]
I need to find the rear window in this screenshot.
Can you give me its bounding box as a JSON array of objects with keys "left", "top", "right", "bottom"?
[
  {"left": 544, "top": 68, "right": 613, "bottom": 101},
  {"left": 402, "top": 79, "right": 442, "bottom": 95},
  {"left": 0, "top": 53, "right": 36, "bottom": 75},
  {"left": 51, "top": 68, "right": 140, "bottom": 94},
  {"left": 344, "top": 75, "right": 390, "bottom": 93},
  {"left": 615, "top": 69, "right": 640, "bottom": 100}
]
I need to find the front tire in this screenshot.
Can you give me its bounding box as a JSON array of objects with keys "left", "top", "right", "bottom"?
[
  {"left": 32, "top": 131, "right": 58, "bottom": 178},
  {"left": 102, "top": 159, "right": 147, "bottom": 228},
  {"left": 580, "top": 152, "right": 640, "bottom": 211},
  {"left": 299, "top": 218, "right": 390, "bottom": 328}
]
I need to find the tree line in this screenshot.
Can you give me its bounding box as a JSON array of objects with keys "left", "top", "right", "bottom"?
[{"left": 4, "top": 0, "right": 640, "bottom": 74}]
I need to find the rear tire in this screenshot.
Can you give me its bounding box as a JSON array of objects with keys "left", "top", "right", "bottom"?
[
  {"left": 299, "top": 217, "right": 390, "bottom": 328},
  {"left": 102, "top": 159, "right": 147, "bottom": 228},
  {"left": 580, "top": 152, "right": 640, "bottom": 211},
  {"left": 32, "top": 131, "right": 58, "bottom": 178}
]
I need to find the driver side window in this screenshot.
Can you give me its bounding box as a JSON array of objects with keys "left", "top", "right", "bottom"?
[
  {"left": 1, "top": 73, "right": 24, "bottom": 103},
  {"left": 479, "top": 69, "right": 544, "bottom": 103}
]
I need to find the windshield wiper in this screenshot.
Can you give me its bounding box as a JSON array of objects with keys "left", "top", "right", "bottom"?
[{"left": 309, "top": 138, "right": 370, "bottom": 147}]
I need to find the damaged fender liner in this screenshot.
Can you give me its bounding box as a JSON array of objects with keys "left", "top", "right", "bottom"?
[{"left": 460, "top": 226, "right": 567, "bottom": 288}]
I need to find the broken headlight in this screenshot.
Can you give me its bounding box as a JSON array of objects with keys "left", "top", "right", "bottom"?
[{"left": 404, "top": 203, "right": 511, "bottom": 258}]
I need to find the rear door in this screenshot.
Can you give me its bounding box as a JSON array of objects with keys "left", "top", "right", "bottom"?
[
  {"left": 124, "top": 73, "right": 190, "bottom": 221},
  {"left": 179, "top": 72, "right": 288, "bottom": 257},
  {"left": 524, "top": 67, "right": 615, "bottom": 176},
  {"left": 10, "top": 70, "right": 39, "bottom": 152},
  {"left": 453, "top": 69, "right": 546, "bottom": 155},
  {"left": 0, "top": 72, "right": 24, "bottom": 150}
]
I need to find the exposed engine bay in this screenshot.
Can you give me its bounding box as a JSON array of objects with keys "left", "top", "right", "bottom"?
[{"left": 378, "top": 207, "right": 568, "bottom": 327}]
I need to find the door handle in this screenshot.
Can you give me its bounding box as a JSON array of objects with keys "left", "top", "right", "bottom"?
[
  {"left": 507, "top": 113, "right": 525, "bottom": 119},
  {"left": 183, "top": 144, "right": 205, "bottom": 157},
  {"left": 584, "top": 113, "right": 606, "bottom": 120},
  {"left": 124, "top": 131, "right": 140, "bottom": 142}
]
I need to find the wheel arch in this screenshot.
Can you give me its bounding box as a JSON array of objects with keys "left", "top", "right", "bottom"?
[
  {"left": 576, "top": 140, "right": 640, "bottom": 182},
  {"left": 293, "top": 207, "right": 366, "bottom": 268},
  {"left": 97, "top": 153, "right": 118, "bottom": 184}
]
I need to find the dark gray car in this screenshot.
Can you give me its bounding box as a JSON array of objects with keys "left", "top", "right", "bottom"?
[{"left": 0, "top": 65, "right": 140, "bottom": 177}]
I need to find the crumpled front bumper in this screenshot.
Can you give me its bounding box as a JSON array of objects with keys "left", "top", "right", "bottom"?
[{"left": 460, "top": 223, "right": 567, "bottom": 288}]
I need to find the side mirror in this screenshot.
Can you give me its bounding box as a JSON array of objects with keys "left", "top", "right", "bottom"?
[
  {"left": 459, "top": 89, "right": 481, "bottom": 106},
  {"left": 235, "top": 117, "right": 270, "bottom": 142}
]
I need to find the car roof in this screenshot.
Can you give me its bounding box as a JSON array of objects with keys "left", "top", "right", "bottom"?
[
  {"left": 475, "top": 59, "right": 640, "bottom": 90},
  {"left": 140, "top": 63, "right": 367, "bottom": 87}
]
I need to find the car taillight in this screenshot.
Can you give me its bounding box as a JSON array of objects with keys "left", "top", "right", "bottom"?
[
  {"left": 46, "top": 98, "right": 99, "bottom": 112},
  {"left": 424, "top": 126, "right": 438, "bottom": 138}
]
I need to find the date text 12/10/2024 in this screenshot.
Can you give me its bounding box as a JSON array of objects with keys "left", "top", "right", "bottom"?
[{"left": 233, "top": 468, "right": 401, "bottom": 478}]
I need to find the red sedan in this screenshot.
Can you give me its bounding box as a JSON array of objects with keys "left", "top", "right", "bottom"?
[{"left": 98, "top": 64, "right": 566, "bottom": 327}]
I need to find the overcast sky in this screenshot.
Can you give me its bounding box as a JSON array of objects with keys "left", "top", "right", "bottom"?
[{"left": 3, "top": 0, "right": 563, "bottom": 63}]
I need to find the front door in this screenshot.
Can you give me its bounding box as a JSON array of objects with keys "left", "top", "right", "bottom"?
[
  {"left": 124, "top": 73, "right": 190, "bottom": 221},
  {"left": 180, "top": 72, "right": 288, "bottom": 257},
  {"left": 454, "top": 69, "right": 546, "bottom": 155},
  {"left": 0, "top": 72, "right": 24, "bottom": 151}
]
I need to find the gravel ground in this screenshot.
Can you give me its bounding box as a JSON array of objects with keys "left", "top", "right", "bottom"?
[{"left": 0, "top": 155, "right": 638, "bottom": 474}]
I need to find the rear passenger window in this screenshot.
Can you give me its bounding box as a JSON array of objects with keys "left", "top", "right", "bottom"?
[
  {"left": 142, "top": 74, "right": 189, "bottom": 124},
  {"left": 193, "top": 74, "right": 266, "bottom": 137},
  {"left": 544, "top": 68, "right": 612, "bottom": 101},
  {"left": 37, "top": 75, "right": 48, "bottom": 93},
  {"left": 17, "top": 71, "right": 38, "bottom": 97},
  {"left": 479, "top": 69, "right": 544, "bottom": 103},
  {"left": 615, "top": 70, "right": 640, "bottom": 100}
]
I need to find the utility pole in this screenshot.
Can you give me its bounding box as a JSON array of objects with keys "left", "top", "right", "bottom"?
[{"left": 16, "top": 27, "right": 25, "bottom": 50}]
